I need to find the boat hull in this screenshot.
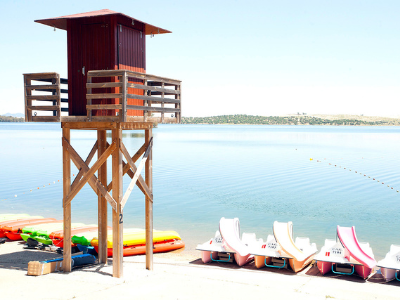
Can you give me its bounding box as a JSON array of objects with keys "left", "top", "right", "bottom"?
[
  {"left": 380, "top": 267, "right": 397, "bottom": 282},
  {"left": 317, "top": 261, "right": 333, "bottom": 275},
  {"left": 354, "top": 264, "right": 372, "bottom": 279},
  {"left": 201, "top": 251, "right": 218, "bottom": 263},
  {"left": 254, "top": 255, "right": 271, "bottom": 268},
  {"left": 234, "top": 253, "right": 253, "bottom": 267},
  {"left": 289, "top": 254, "right": 315, "bottom": 272}
]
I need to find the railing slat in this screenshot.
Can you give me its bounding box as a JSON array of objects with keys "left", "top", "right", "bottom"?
[
  {"left": 25, "top": 84, "right": 59, "bottom": 90},
  {"left": 86, "top": 82, "right": 123, "bottom": 88},
  {"left": 87, "top": 104, "right": 123, "bottom": 110},
  {"left": 126, "top": 94, "right": 180, "bottom": 104},
  {"left": 31, "top": 116, "right": 59, "bottom": 122},
  {"left": 27, "top": 95, "right": 59, "bottom": 101},
  {"left": 127, "top": 83, "right": 180, "bottom": 95},
  {"left": 86, "top": 93, "right": 122, "bottom": 99},
  {"left": 27, "top": 105, "right": 59, "bottom": 111},
  {"left": 126, "top": 105, "right": 180, "bottom": 113},
  {"left": 87, "top": 70, "right": 181, "bottom": 85}
]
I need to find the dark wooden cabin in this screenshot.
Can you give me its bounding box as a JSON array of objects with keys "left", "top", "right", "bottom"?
[{"left": 25, "top": 9, "right": 181, "bottom": 123}]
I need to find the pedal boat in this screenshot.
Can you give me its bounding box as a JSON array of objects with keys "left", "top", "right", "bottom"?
[
  {"left": 272, "top": 221, "right": 317, "bottom": 272},
  {"left": 196, "top": 231, "right": 235, "bottom": 264},
  {"left": 250, "top": 235, "right": 292, "bottom": 269},
  {"left": 315, "top": 226, "right": 376, "bottom": 279},
  {"left": 196, "top": 218, "right": 258, "bottom": 266},
  {"left": 377, "top": 245, "right": 400, "bottom": 282}
]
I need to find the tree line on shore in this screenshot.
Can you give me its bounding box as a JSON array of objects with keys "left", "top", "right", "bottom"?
[
  {"left": 2, "top": 114, "right": 399, "bottom": 126},
  {"left": 0, "top": 116, "right": 24, "bottom": 122},
  {"left": 181, "top": 115, "right": 400, "bottom": 126}
]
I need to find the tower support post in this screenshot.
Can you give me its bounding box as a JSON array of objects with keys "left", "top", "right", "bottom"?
[
  {"left": 145, "top": 128, "right": 153, "bottom": 270},
  {"left": 62, "top": 127, "right": 72, "bottom": 272},
  {"left": 97, "top": 129, "right": 108, "bottom": 264},
  {"left": 112, "top": 123, "right": 123, "bottom": 278}
]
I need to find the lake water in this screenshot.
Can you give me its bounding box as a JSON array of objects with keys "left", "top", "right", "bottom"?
[{"left": 0, "top": 123, "right": 399, "bottom": 260}]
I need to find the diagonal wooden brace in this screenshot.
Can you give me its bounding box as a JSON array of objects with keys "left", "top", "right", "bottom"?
[
  {"left": 63, "top": 138, "right": 117, "bottom": 209},
  {"left": 120, "top": 141, "right": 153, "bottom": 203},
  {"left": 63, "top": 138, "right": 117, "bottom": 211},
  {"left": 106, "top": 142, "right": 146, "bottom": 192},
  {"left": 121, "top": 138, "right": 153, "bottom": 209},
  {"left": 71, "top": 141, "right": 98, "bottom": 191}
]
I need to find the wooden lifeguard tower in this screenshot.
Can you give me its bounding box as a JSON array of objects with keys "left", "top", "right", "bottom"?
[{"left": 23, "top": 9, "right": 181, "bottom": 278}]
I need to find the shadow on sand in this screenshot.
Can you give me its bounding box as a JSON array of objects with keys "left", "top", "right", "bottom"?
[
  {"left": 190, "top": 258, "right": 399, "bottom": 285},
  {"left": 0, "top": 241, "right": 60, "bottom": 272},
  {"left": 189, "top": 257, "right": 297, "bottom": 276}
]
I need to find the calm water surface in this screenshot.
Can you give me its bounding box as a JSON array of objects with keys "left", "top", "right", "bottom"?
[{"left": 0, "top": 123, "right": 399, "bottom": 259}]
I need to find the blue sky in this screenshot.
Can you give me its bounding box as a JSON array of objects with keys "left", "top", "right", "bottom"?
[{"left": 1, "top": 0, "right": 399, "bottom": 117}]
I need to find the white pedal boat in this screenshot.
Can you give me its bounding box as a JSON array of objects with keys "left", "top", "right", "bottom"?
[
  {"left": 377, "top": 245, "right": 400, "bottom": 282},
  {"left": 196, "top": 217, "right": 259, "bottom": 266},
  {"left": 250, "top": 221, "right": 317, "bottom": 272},
  {"left": 315, "top": 226, "right": 376, "bottom": 279}
]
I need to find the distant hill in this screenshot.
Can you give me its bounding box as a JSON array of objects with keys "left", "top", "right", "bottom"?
[{"left": 181, "top": 114, "right": 400, "bottom": 126}]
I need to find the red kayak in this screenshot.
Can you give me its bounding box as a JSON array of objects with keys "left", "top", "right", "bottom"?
[
  {"left": 1, "top": 218, "right": 60, "bottom": 240},
  {"left": 50, "top": 225, "right": 101, "bottom": 247}
]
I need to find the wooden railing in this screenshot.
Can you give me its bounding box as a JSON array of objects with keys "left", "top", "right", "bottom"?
[
  {"left": 23, "top": 73, "right": 68, "bottom": 122},
  {"left": 86, "top": 70, "right": 182, "bottom": 123}
]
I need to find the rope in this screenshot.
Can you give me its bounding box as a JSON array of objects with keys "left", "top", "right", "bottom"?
[
  {"left": 310, "top": 158, "right": 399, "bottom": 193},
  {"left": 1, "top": 174, "right": 77, "bottom": 201}
]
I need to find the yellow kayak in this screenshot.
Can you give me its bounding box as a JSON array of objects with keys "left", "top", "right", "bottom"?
[{"left": 91, "top": 228, "right": 181, "bottom": 248}]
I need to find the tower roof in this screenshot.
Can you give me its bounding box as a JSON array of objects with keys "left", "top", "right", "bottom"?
[{"left": 35, "top": 9, "right": 171, "bottom": 35}]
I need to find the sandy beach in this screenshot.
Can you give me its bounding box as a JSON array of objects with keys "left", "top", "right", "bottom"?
[{"left": 0, "top": 240, "right": 398, "bottom": 300}]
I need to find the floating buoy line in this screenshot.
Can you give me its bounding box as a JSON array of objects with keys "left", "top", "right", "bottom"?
[
  {"left": 1, "top": 174, "right": 78, "bottom": 201},
  {"left": 310, "top": 158, "right": 399, "bottom": 193}
]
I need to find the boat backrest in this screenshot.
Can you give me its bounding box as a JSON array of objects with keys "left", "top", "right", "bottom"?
[
  {"left": 324, "top": 239, "right": 336, "bottom": 248},
  {"left": 213, "top": 231, "right": 223, "bottom": 244},
  {"left": 294, "top": 237, "right": 310, "bottom": 251},
  {"left": 390, "top": 244, "right": 400, "bottom": 254},
  {"left": 266, "top": 234, "right": 280, "bottom": 251},
  {"left": 330, "top": 242, "right": 346, "bottom": 258},
  {"left": 359, "top": 242, "right": 374, "bottom": 259},
  {"left": 241, "top": 232, "right": 256, "bottom": 246}
]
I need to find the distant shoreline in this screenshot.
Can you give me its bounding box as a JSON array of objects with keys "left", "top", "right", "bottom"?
[
  {"left": 2, "top": 114, "right": 400, "bottom": 126},
  {"left": 181, "top": 114, "right": 400, "bottom": 126},
  {"left": 0, "top": 116, "right": 24, "bottom": 122}
]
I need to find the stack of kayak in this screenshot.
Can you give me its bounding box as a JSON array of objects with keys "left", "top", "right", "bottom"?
[
  {"left": 0, "top": 214, "right": 185, "bottom": 257},
  {"left": 0, "top": 217, "right": 60, "bottom": 240}
]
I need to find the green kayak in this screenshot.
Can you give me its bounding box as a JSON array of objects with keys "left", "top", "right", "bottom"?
[
  {"left": 71, "top": 229, "right": 112, "bottom": 246},
  {"left": 21, "top": 222, "right": 86, "bottom": 244},
  {"left": 21, "top": 222, "right": 64, "bottom": 241}
]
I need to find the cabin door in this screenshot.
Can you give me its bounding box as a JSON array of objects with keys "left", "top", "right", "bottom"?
[{"left": 72, "top": 23, "right": 112, "bottom": 116}]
